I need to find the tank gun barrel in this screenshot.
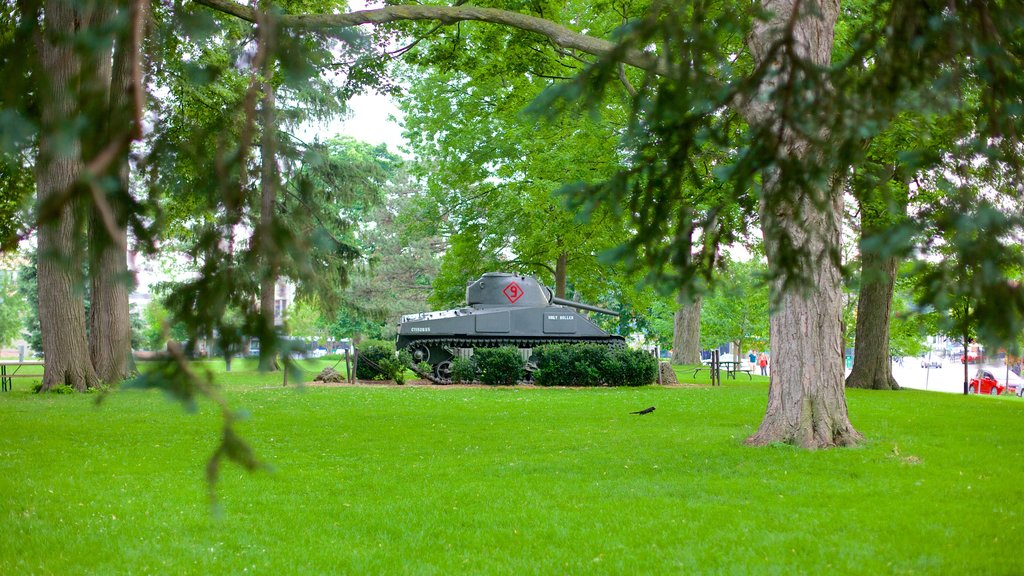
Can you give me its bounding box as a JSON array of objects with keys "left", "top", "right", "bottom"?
[{"left": 550, "top": 296, "right": 619, "bottom": 317}]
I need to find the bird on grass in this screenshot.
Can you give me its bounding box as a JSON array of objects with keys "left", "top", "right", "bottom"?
[{"left": 630, "top": 406, "right": 656, "bottom": 415}]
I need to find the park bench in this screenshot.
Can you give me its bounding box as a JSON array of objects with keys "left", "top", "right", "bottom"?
[{"left": 1, "top": 361, "right": 44, "bottom": 392}]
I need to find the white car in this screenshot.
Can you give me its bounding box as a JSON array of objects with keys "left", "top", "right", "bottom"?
[
  {"left": 308, "top": 348, "right": 328, "bottom": 358},
  {"left": 975, "top": 365, "right": 1024, "bottom": 396}
]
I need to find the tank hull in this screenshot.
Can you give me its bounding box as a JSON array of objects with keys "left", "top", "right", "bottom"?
[{"left": 396, "top": 304, "right": 624, "bottom": 383}]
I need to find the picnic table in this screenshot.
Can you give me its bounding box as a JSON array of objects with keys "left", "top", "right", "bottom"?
[
  {"left": 691, "top": 360, "right": 753, "bottom": 381},
  {"left": 1, "top": 361, "right": 44, "bottom": 391},
  {"left": 719, "top": 360, "right": 753, "bottom": 380}
]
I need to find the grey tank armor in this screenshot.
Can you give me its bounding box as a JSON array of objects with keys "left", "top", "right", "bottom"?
[{"left": 396, "top": 272, "right": 624, "bottom": 383}]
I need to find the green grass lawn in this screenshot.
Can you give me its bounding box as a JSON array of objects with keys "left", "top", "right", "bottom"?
[{"left": 2, "top": 367, "right": 1023, "bottom": 574}]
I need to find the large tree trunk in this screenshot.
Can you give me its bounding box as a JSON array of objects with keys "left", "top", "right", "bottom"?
[
  {"left": 748, "top": 176, "right": 859, "bottom": 447},
  {"left": 744, "top": 0, "right": 860, "bottom": 448},
  {"left": 846, "top": 176, "right": 906, "bottom": 390},
  {"left": 35, "top": 0, "right": 100, "bottom": 392},
  {"left": 88, "top": 0, "right": 136, "bottom": 384},
  {"left": 671, "top": 293, "right": 702, "bottom": 364},
  {"left": 845, "top": 246, "right": 899, "bottom": 390}
]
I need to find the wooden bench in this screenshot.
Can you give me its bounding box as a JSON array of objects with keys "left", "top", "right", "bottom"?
[{"left": 1, "top": 361, "right": 44, "bottom": 391}]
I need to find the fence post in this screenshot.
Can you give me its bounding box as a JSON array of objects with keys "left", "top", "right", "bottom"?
[
  {"left": 351, "top": 348, "right": 358, "bottom": 383},
  {"left": 345, "top": 348, "right": 351, "bottom": 383}
]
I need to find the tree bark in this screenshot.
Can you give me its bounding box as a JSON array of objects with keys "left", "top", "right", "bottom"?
[
  {"left": 845, "top": 245, "right": 899, "bottom": 391},
  {"left": 743, "top": 0, "right": 860, "bottom": 448},
  {"left": 88, "top": 0, "right": 137, "bottom": 384},
  {"left": 35, "top": 0, "right": 101, "bottom": 392},
  {"left": 671, "top": 293, "right": 702, "bottom": 364},
  {"left": 554, "top": 251, "right": 567, "bottom": 299},
  {"left": 748, "top": 176, "right": 859, "bottom": 447},
  {"left": 194, "top": 0, "right": 667, "bottom": 76}
]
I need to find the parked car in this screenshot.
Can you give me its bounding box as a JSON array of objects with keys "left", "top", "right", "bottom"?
[
  {"left": 920, "top": 358, "right": 942, "bottom": 369},
  {"left": 968, "top": 369, "right": 1006, "bottom": 395},
  {"left": 998, "top": 370, "right": 1024, "bottom": 397},
  {"left": 309, "top": 348, "right": 328, "bottom": 358}
]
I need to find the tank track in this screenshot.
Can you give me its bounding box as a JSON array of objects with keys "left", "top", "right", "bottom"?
[{"left": 400, "top": 336, "right": 624, "bottom": 384}]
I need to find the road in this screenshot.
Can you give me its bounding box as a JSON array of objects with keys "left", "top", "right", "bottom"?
[{"left": 880, "top": 358, "right": 1022, "bottom": 394}]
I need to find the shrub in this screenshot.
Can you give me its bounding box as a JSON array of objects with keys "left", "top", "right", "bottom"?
[
  {"left": 450, "top": 357, "right": 477, "bottom": 384},
  {"left": 532, "top": 343, "right": 605, "bottom": 387},
  {"left": 387, "top": 351, "right": 413, "bottom": 385},
  {"left": 472, "top": 346, "right": 523, "bottom": 386},
  {"left": 601, "top": 347, "right": 658, "bottom": 387},
  {"left": 356, "top": 341, "right": 411, "bottom": 383},
  {"left": 32, "top": 382, "right": 75, "bottom": 394},
  {"left": 415, "top": 361, "right": 433, "bottom": 378},
  {"left": 532, "top": 343, "right": 658, "bottom": 387}
]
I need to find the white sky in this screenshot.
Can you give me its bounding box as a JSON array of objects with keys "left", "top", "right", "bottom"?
[
  {"left": 322, "top": 1, "right": 408, "bottom": 152},
  {"left": 304, "top": 92, "right": 407, "bottom": 153}
]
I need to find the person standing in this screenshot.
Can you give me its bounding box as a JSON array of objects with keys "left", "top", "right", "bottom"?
[{"left": 758, "top": 353, "right": 768, "bottom": 376}]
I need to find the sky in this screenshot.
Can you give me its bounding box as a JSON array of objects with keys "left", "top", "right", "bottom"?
[
  {"left": 322, "top": 1, "right": 408, "bottom": 153},
  {"left": 304, "top": 92, "right": 408, "bottom": 153}
]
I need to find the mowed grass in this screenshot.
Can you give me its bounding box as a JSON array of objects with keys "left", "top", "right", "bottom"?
[{"left": 2, "top": 369, "right": 1023, "bottom": 574}]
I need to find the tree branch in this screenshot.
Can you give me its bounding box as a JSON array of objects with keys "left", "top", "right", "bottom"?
[{"left": 192, "top": 0, "right": 667, "bottom": 76}]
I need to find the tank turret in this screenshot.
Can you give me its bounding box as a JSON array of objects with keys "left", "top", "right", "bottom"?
[
  {"left": 465, "top": 272, "right": 619, "bottom": 316},
  {"left": 396, "top": 272, "right": 624, "bottom": 383}
]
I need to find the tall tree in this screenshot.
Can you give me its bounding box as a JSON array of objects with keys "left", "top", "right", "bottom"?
[
  {"left": 671, "top": 294, "right": 702, "bottom": 365},
  {"left": 845, "top": 179, "right": 903, "bottom": 391},
  {"left": 88, "top": 0, "right": 145, "bottom": 384},
  {"left": 32, "top": 0, "right": 100, "bottom": 391}
]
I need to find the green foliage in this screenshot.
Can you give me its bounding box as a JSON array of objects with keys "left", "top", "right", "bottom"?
[
  {"left": 600, "top": 347, "right": 659, "bottom": 387},
  {"left": 533, "top": 343, "right": 605, "bottom": 387},
  {"left": 390, "top": 351, "right": 413, "bottom": 385},
  {"left": 355, "top": 340, "right": 410, "bottom": 383},
  {"left": 0, "top": 152, "right": 31, "bottom": 251},
  {"left": 700, "top": 259, "right": 770, "bottom": 353},
  {"left": 141, "top": 287, "right": 192, "bottom": 352},
  {"left": 0, "top": 271, "right": 26, "bottom": 348},
  {"left": 913, "top": 200, "right": 1024, "bottom": 356},
  {"left": 15, "top": 252, "right": 40, "bottom": 354},
  {"left": 533, "top": 1, "right": 1024, "bottom": 350},
  {"left": 129, "top": 304, "right": 145, "bottom": 352},
  {"left": 531, "top": 343, "right": 656, "bottom": 387},
  {"left": 472, "top": 346, "right": 523, "bottom": 386},
  {"left": 31, "top": 382, "right": 75, "bottom": 394},
  {"left": 398, "top": 3, "right": 645, "bottom": 311},
  {"left": 449, "top": 357, "right": 476, "bottom": 384},
  {"left": 330, "top": 152, "right": 441, "bottom": 336}
]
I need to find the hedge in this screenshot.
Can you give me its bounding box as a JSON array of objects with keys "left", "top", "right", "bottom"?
[
  {"left": 472, "top": 346, "right": 524, "bottom": 386},
  {"left": 356, "top": 341, "right": 412, "bottom": 384},
  {"left": 450, "top": 357, "right": 476, "bottom": 384},
  {"left": 532, "top": 343, "right": 656, "bottom": 387}
]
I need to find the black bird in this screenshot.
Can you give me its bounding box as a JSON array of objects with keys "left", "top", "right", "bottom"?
[{"left": 630, "top": 406, "right": 656, "bottom": 415}]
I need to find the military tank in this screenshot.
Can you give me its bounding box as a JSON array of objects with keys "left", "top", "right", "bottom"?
[{"left": 396, "top": 272, "right": 624, "bottom": 383}]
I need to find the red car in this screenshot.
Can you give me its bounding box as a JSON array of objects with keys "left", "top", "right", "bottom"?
[{"left": 968, "top": 369, "right": 1005, "bottom": 395}]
